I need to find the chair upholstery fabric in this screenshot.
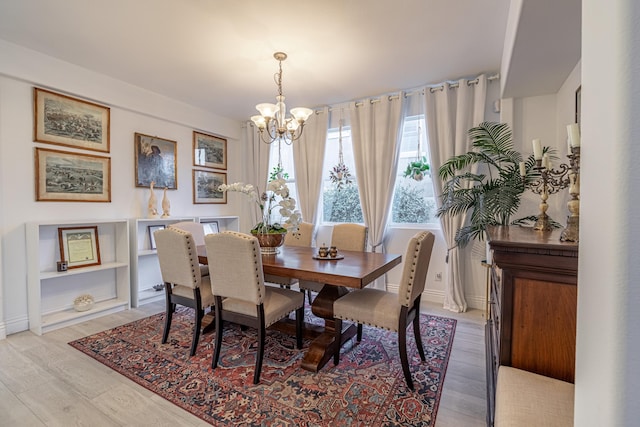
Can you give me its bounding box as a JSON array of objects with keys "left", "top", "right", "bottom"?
[
  {"left": 333, "top": 230, "right": 435, "bottom": 390},
  {"left": 299, "top": 223, "right": 368, "bottom": 296},
  {"left": 264, "top": 222, "right": 314, "bottom": 287},
  {"left": 168, "top": 221, "right": 209, "bottom": 276},
  {"left": 205, "top": 231, "right": 304, "bottom": 384},
  {"left": 155, "top": 227, "right": 215, "bottom": 356}
]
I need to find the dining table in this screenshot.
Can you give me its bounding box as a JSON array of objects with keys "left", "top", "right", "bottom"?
[{"left": 198, "top": 244, "right": 402, "bottom": 372}]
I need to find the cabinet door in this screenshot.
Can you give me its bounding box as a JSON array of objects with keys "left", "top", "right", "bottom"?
[{"left": 509, "top": 276, "right": 577, "bottom": 382}]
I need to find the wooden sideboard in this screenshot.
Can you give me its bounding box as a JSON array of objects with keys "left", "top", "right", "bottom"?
[{"left": 485, "top": 225, "right": 578, "bottom": 426}]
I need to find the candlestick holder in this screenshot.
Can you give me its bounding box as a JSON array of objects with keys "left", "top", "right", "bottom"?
[
  {"left": 528, "top": 157, "right": 573, "bottom": 231},
  {"left": 560, "top": 146, "right": 580, "bottom": 242}
]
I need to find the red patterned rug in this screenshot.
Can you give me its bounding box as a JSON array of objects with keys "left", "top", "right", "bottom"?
[{"left": 69, "top": 306, "right": 456, "bottom": 426}]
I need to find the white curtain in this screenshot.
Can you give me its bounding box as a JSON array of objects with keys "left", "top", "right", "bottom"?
[
  {"left": 424, "top": 75, "right": 487, "bottom": 312},
  {"left": 245, "top": 123, "right": 271, "bottom": 225},
  {"left": 350, "top": 95, "right": 404, "bottom": 289},
  {"left": 293, "top": 106, "right": 329, "bottom": 225}
]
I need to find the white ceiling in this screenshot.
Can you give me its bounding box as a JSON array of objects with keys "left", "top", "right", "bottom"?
[{"left": 0, "top": 0, "right": 579, "bottom": 122}]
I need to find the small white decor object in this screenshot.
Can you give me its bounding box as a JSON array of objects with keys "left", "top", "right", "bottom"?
[
  {"left": 148, "top": 181, "right": 159, "bottom": 218},
  {"left": 161, "top": 187, "right": 171, "bottom": 218},
  {"left": 73, "top": 294, "right": 95, "bottom": 312}
]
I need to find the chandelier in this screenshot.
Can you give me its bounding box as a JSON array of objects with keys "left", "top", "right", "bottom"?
[{"left": 250, "top": 52, "right": 313, "bottom": 145}]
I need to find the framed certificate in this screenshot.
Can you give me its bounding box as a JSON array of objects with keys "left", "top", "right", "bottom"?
[
  {"left": 148, "top": 224, "right": 166, "bottom": 250},
  {"left": 58, "top": 226, "right": 101, "bottom": 269},
  {"left": 202, "top": 221, "right": 219, "bottom": 235}
]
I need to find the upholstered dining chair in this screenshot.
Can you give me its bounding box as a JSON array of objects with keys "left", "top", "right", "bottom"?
[
  {"left": 333, "top": 230, "right": 435, "bottom": 390},
  {"left": 169, "top": 221, "right": 209, "bottom": 276},
  {"left": 299, "top": 223, "right": 368, "bottom": 302},
  {"left": 205, "top": 231, "right": 304, "bottom": 384},
  {"left": 264, "top": 221, "right": 315, "bottom": 288},
  {"left": 154, "top": 227, "right": 216, "bottom": 357}
]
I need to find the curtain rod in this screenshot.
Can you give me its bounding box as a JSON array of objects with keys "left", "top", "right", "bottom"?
[{"left": 318, "top": 73, "right": 500, "bottom": 112}]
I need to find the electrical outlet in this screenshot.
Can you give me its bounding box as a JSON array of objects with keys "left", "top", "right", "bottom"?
[{"left": 435, "top": 272, "right": 442, "bottom": 281}]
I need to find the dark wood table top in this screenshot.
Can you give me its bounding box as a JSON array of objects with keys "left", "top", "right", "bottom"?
[{"left": 198, "top": 245, "right": 401, "bottom": 290}]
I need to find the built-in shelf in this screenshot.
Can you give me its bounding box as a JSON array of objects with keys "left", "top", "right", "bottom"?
[
  {"left": 129, "top": 216, "right": 240, "bottom": 307},
  {"left": 26, "top": 219, "right": 131, "bottom": 335}
]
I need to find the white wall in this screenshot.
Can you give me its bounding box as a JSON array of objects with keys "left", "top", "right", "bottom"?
[
  {"left": 575, "top": 0, "right": 640, "bottom": 425},
  {"left": 0, "top": 41, "right": 243, "bottom": 334}
]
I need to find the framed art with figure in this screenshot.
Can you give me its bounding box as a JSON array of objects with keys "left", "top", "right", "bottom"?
[
  {"left": 35, "top": 147, "right": 111, "bottom": 202},
  {"left": 134, "top": 133, "right": 177, "bottom": 189},
  {"left": 193, "top": 131, "right": 227, "bottom": 170},
  {"left": 34, "top": 88, "right": 110, "bottom": 153},
  {"left": 193, "top": 170, "right": 227, "bottom": 204}
]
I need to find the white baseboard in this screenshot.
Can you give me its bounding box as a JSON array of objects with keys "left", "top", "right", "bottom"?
[
  {"left": 0, "top": 322, "right": 6, "bottom": 340},
  {"left": 4, "top": 316, "right": 28, "bottom": 336},
  {"left": 387, "top": 283, "right": 486, "bottom": 311}
]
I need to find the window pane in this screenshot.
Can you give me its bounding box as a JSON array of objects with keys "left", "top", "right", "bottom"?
[
  {"left": 392, "top": 116, "right": 438, "bottom": 225},
  {"left": 321, "top": 127, "right": 363, "bottom": 223},
  {"left": 267, "top": 141, "right": 298, "bottom": 225}
]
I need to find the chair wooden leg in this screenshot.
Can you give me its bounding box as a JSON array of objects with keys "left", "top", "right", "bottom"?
[
  {"left": 212, "top": 297, "right": 224, "bottom": 370},
  {"left": 398, "top": 311, "right": 414, "bottom": 390},
  {"left": 162, "top": 284, "right": 172, "bottom": 344},
  {"left": 356, "top": 323, "right": 363, "bottom": 342},
  {"left": 412, "top": 300, "right": 426, "bottom": 361},
  {"left": 307, "top": 290, "right": 313, "bottom": 305},
  {"left": 254, "top": 309, "right": 266, "bottom": 384},
  {"left": 295, "top": 306, "right": 303, "bottom": 349},
  {"left": 334, "top": 318, "right": 342, "bottom": 366},
  {"left": 189, "top": 289, "right": 203, "bottom": 357},
  {"left": 191, "top": 305, "right": 203, "bottom": 357}
]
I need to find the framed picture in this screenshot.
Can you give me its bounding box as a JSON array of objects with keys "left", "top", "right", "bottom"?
[
  {"left": 34, "top": 88, "right": 110, "bottom": 153},
  {"left": 35, "top": 147, "right": 111, "bottom": 202},
  {"left": 193, "top": 170, "right": 227, "bottom": 204},
  {"left": 148, "top": 224, "right": 166, "bottom": 250},
  {"left": 134, "top": 132, "right": 177, "bottom": 189},
  {"left": 575, "top": 85, "right": 582, "bottom": 127},
  {"left": 193, "top": 131, "right": 227, "bottom": 170},
  {"left": 58, "top": 226, "right": 101, "bottom": 269},
  {"left": 202, "top": 221, "right": 220, "bottom": 235}
]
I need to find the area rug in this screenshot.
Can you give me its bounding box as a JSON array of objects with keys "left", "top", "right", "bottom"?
[{"left": 69, "top": 306, "right": 456, "bottom": 426}]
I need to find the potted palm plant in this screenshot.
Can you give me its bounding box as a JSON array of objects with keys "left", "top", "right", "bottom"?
[{"left": 437, "top": 121, "right": 546, "bottom": 248}]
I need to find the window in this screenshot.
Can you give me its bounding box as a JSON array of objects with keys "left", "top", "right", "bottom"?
[
  {"left": 391, "top": 115, "right": 438, "bottom": 225},
  {"left": 321, "top": 127, "right": 364, "bottom": 223},
  {"left": 267, "top": 141, "right": 298, "bottom": 223}
]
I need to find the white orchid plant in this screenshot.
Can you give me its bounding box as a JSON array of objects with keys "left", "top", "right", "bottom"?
[{"left": 218, "top": 178, "right": 301, "bottom": 235}]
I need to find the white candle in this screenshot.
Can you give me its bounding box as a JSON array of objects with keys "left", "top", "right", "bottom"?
[
  {"left": 532, "top": 139, "right": 543, "bottom": 160},
  {"left": 567, "top": 124, "right": 581, "bottom": 147},
  {"left": 519, "top": 161, "right": 526, "bottom": 177},
  {"left": 543, "top": 154, "right": 551, "bottom": 170}
]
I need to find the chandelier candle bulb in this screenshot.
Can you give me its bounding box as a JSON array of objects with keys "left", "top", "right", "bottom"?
[
  {"left": 532, "top": 139, "right": 543, "bottom": 160},
  {"left": 567, "top": 124, "right": 581, "bottom": 147}
]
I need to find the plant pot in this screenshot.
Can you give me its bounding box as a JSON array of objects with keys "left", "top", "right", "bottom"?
[{"left": 251, "top": 231, "right": 287, "bottom": 255}]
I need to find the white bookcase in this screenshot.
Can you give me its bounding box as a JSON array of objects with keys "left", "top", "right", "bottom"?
[
  {"left": 26, "top": 219, "right": 131, "bottom": 335},
  {"left": 129, "top": 215, "right": 241, "bottom": 307},
  {"left": 129, "top": 217, "right": 196, "bottom": 307}
]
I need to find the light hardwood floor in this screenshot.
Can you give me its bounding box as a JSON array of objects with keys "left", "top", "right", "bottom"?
[{"left": 0, "top": 301, "right": 486, "bottom": 426}]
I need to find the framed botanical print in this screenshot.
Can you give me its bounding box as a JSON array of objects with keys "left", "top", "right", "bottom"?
[
  {"left": 35, "top": 147, "right": 111, "bottom": 202},
  {"left": 34, "top": 88, "right": 110, "bottom": 153},
  {"left": 193, "top": 131, "right": 227, "bottom": 170},
  {"left": 193, "top": 170, "right": 227, "bottom": 204},
  {"left": 134, "top": 132, "right": 177, "bottom": 189},
  {"left": 58, "top": 226, "right": 101, "bottom": 269}
]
